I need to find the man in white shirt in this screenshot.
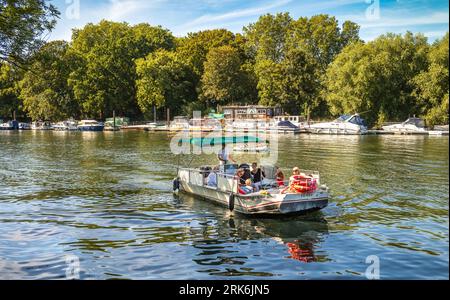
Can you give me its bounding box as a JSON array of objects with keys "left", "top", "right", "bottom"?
[{"left": 217, "top": 143, "right": 235, "bottom": 166}]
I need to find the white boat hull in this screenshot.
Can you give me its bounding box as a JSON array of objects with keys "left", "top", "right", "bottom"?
[{"left": 176, "top": 168, "right": 329, "bottom": 215}]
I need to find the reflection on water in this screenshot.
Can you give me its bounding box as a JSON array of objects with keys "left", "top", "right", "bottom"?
[{"left": 0, "top": 131, "right": 448, "bottom": 279}]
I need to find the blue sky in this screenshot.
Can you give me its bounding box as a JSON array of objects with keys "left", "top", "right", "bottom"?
[{"left": 50, "top": 0, "right": 449, "bottom": 42}]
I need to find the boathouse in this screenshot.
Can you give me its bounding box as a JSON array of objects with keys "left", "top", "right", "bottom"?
[{"left": 220, "top": 105, "right": 283, "bottom": 121}]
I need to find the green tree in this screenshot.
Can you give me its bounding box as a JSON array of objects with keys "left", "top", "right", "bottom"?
[
  {"left": 0, "top": 0, "right": 59, "bottom": 66},
  {"left": 324, "top": 32, "right": 429, "bottom": 127},
  {"left": 412, "top": 33, "right": 449, "bottom": 127},
  {"left": 135, "top": 49, "right": 195, "bottom": 116},
  {"left": 19, "top": 41, "right": 77, "bottom": 121},
  {"left": 0, "top": 61, "right": 21, "bottom": 118},
  {"left": 176, "top": 29, "right": 238, "bottom": 78},
  {"left": 255, "top": 47, "right": 319, "bottom": 114},
  {"left": 289, "top": 15, "right": 361, "bottom": 72},
  {"left": 243, "top": 13, "right": 292, "bottom": 63},
  {"left": 245, "top": 13, "right": 360, "bottom": 116},
  {"left": 200, "top": 45, "right": 256, "bottom": 107},
  {"left": 68, "top": 20, "right": 175, "bottom": 119}
]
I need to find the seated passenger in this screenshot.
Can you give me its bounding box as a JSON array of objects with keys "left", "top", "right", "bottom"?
[
  {"left": 240, "top": 178, "right": 255, "bottom": 194},
  {"left": 235, "top": 168, "right": 246, "bottom": 186},
  {"left": 207, "top": 166, "right": 219, "bottom": 187},
  {"left": 275, "top": 166, "right": 285, "bottom": 187}
]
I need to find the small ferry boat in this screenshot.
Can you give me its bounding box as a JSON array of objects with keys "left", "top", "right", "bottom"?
[
  {"left": 31, "top": 121, "right": 53, "bottom": 130},
  {"left": 53, "top": 120, "right": 78, "bottom": 131},
  {"left": 77, "top": 120, "right": 104, "bottom": 131},
  {"left": 382, "top": 117, "right": 427, "bottom": 134},
  {"left": 173, "top": 165, "right": 329, "bottom": 215},
  {"left": 308, "top": 114, "right": 368, "bottom": 135}
]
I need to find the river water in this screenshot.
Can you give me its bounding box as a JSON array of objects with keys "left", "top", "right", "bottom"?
[{"left": 0, "top": 131, "right": 448, "bottom": 279}]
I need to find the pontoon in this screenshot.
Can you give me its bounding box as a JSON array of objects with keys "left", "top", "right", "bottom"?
[{"left": 173, "top": 165, "right": 329, "bottom": 215}]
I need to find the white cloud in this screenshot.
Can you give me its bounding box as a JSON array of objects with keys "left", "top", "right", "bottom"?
[{"left": 182, "top": 0, "right": 293, "bottom": 28}]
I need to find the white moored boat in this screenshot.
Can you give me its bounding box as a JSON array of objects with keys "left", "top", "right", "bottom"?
[
  {"left": 308, "top": 114, "right": 367, "bottom": 135},
  {"left": 173, "top": 165, "right": 329, "bottom": 215},
  {"left": 52, "top": 120, "right": 78, "bottom": 131},
  {"left": 382, "top": 117, "right": 427, "bottom": 134}
]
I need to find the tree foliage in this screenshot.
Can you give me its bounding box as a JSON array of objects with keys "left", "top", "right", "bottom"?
[
  {"left": 68, "top": 20, "right": 175, "bottom": 119},
  {"left": 200, "top": 45, "right": 256, "bottom": 106},
  {"left": 135, "top": 49, "right": 195, "bottom": 116},
  {"left": 0, "top": 0, "right": 59, "bottom": 66},
  {"left": 0, "top": 61, "right": 20, "bottom": 117},
  {"left": 412, "top": 33, "right": 449, "bottom": 126},
  {"left": 245, "top": 13, "right": 360, "bottom": 115},
  {"left": 323, "top": 32, "right": 430, "bottom": 127},
  {"left": 19, "top": 41, "right": 76, "bottom": 121}
]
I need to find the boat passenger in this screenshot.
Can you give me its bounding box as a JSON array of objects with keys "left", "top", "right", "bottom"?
[
  {"left": 240, "top": 179, "right": 255, "bottom": 194},
  {"left": 218, "top": 143, "right": 236, "bottom": 167},
  {"left": 251, "top": 162, "right": 265, "bottom": 191},
  {"left": 289, "top": 167, "right": 302, "bottom": 185},
  {"left": 275, "top": 166, "right": 285, "bottom": 187},
  {"left": 207, "top": 166, "right": 219, "bottom": 187},
  {"left": 235, "top": 168, "right": 246, "bottom": 186}
]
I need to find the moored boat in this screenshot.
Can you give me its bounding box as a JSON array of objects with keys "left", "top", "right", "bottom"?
[
  {"left": 308, "top": 114, "right": 368, "bottom": 135},
  {"left": 382, "top": 117, "right": 427, "bottom": 134},
  {"left": 53, "top": 120, "right": 78, "bottom": 131},
  {"left": 31, "top": 121, "right": 53, "bottom": 130},
  {"left": 173, "top": 165, "right": 329, "bottom": 215},
  {"left": 18, "top": 122, "right": 31, "bottom": 130},
  {"left": 0, "top": 120, "right": 18, "bottom": 130},
  {"left": 77, "top": 120, "right": 104, "bottom": 131},
  {"left": 268, "top": 120, "right": 301, "bottom": 134}
]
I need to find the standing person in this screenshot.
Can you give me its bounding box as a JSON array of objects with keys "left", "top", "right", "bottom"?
[
  {"left": 218, "top": 143, "right": 236, "bottom": 168},
  {"left": 251, "top": 162, "right": 266, "bottom": 191}
]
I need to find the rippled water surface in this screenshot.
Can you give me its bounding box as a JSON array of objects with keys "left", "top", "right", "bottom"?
[{"left": 0, "top": 131, "right": 448, "bottom": 279}]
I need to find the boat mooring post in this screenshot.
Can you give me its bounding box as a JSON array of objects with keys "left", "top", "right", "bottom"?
[{"left": 113, "top": 110, "right": 116, "bottom": 129}]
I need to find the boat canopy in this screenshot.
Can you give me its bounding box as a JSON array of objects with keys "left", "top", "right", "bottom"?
[
  {"left": 277, "top": 121, "right": 298, "bottom": 128},
  {"left": 404, "top": 117, "right": 425, "bottom": 127},
  {"left": 179, "top": 136, "right": 263, "bottom": 146}
]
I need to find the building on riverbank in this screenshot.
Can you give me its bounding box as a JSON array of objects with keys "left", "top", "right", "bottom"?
[{"left": 220, "top": 105, "right": 284, "bottom": 121}]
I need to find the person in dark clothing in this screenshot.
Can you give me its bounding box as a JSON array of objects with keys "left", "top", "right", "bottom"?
[{"left": 251, "top": 162, "right": 266, "bottom": 191}]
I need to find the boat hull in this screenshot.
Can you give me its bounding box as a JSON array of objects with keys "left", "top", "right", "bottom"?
[
  {"left": 78, "top": 126, "right": 104, "bottom": 132},
  {"left": 179, "top": 181, "right": 329, "bottom": 215}
]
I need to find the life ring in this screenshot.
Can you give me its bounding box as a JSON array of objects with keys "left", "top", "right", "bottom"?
[
  {"left": 228, "top": 194, "right": 235, "bottom": 212},
  {"left": 283, "top": 175, "right": 317, "bottom": 194}
]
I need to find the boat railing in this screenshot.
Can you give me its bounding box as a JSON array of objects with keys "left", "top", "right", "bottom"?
[{"left": 178, "top": 167, "right": 239, "bottom": 193}]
